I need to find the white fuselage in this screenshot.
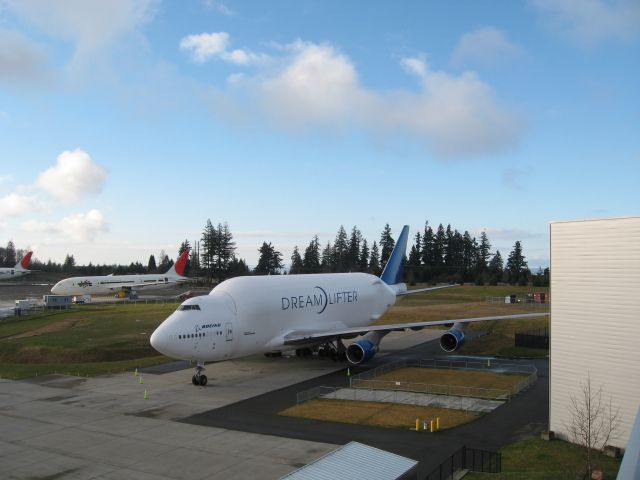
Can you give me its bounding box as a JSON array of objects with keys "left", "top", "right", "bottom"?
[
  {"left": 0, "top": 268, "right": 31, "bottom": 281},
  {"left": 150, "top": 272, "right": 397, "bottom": 362},
  {"left": 51, "top": 273, "right": 185, "bottom": 296}
]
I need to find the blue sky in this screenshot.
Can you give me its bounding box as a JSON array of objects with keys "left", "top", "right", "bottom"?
[{"left": 0, "top": 0, "right": 638, "bottom": 269}]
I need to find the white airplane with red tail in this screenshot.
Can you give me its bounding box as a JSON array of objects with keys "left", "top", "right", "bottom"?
[
  {"left": 0, "top": 251, "right": 34, "bottom": 281},
  {"left": 51, "top": 250, "right": 190, "bottom": 296}
]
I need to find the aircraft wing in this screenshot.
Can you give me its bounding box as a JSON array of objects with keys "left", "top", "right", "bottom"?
[
  {"left": 398, "top": 284, "right": 458, "bottom": 296},
  {"left": 282, "top": 312, "right": 548, "bottom": 345}
]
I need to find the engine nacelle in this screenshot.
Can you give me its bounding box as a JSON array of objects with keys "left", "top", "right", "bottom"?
[
  {"left": 439, "top": 323, "right": 466, "bottom": 352},
  {"left": 346, "top": 331, "right": 385, "bottom": 364}
]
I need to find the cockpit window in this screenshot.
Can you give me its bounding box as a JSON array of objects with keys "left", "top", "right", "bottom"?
[{"left": 177, "top": 304, "right": 201, "bottom": 311}]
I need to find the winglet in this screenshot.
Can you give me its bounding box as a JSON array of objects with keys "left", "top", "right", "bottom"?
[
  {"left": 173, "top": 250, "right": 190, "bottom": 276},
  {"left": 380, "top": 225, "right": 409, "bottom": 285},
  {"left": 18, "top": 251, "right": 33, "bottom": 270}
]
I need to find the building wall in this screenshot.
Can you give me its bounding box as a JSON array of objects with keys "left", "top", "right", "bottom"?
[{"left": 550, "top": 217, "right": 640, "bottom": 449}]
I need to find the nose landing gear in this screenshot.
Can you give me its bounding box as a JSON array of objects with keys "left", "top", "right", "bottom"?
[{"left": 192, "top": 362, "right": 207, "bottom": 386}]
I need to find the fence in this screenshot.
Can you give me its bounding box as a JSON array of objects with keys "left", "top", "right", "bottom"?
[
  {"left": 515, "top": 327, "right": 549, "bottom": 349},
  {"left": 349, "top": 358, "right": 537, "bottom": 399},
  {"left": 424, "top": 446, "right": 501, "bottom": 480},
  {"left": 296, "top": 358, "right": 537, "bottom": 405}
]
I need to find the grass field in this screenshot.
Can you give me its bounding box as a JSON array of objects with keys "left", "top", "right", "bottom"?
[
  {"left": 0, "top": 285, "right": 548, "bottom": 379},
  {"left": 0, "top": 303, "right": 176, "bottom": 379},
  {"left": 464, "top": 437, "right": 621, "bottom": 480},
  {"left": 378, "top": 284, "right": 549, "bottom": 358},
  {"left": 280, "top": 398, "right": 478, "bottom": 430}
]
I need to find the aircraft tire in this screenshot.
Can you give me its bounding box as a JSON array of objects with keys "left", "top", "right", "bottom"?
[
  {"left": 199, "top": 375, "right": 208, "bottom": 386},
  {"left": 192, "top": 375, "right": 199, "bottom": 386}
]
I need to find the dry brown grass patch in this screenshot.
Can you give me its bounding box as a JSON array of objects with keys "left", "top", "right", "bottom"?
[
  {"left": 371, "top": 367, "right": 528, "bottom": 393},
  {"left": 280, "top": 399, "right": 477, "bottom": 430}
]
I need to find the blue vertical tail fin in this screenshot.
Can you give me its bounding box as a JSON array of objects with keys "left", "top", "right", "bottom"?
[{"left": 380, "top": 225, "right": 409, "bottom": 285}]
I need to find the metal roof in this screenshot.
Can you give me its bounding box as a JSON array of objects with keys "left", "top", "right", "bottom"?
[{"left": 279, "top": 441, "right": 418, "bottom": 480}]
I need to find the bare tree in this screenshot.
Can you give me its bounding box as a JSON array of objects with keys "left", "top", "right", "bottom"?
[{"left": 566, "top": 373, "right": 621, "bottom": 478}]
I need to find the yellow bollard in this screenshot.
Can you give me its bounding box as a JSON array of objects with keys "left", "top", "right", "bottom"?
[
  {"left": 437, "top": 417, "right": 440, "bottom": 430},
  {"left": 144, "top": 389, "right": 148, "bottom": 400},
  {"left": 415, "top": 418, "right": 420, "bottom": 431},
  {"left": 135, "top": 368, "right": 138, "bottom": 377},
  {"left": 430, "top": 420, "right": 434, "bottom": 433},
  {"left": 139, "top": 376, "right": 143, "bottom": 384}
]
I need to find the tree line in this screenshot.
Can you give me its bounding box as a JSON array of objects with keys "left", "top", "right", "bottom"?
[{"left": 1, "top": 220, "right": 548, "bottom": 286}]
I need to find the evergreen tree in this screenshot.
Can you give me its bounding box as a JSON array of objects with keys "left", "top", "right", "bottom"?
[
  {"left": 359, "top": 238, "right": 370, "bottom": 272},
  {"left": 488, "top": 250, "right": 504, "bottom": 285},
  {"left": 147, "top": 254, "right": 157, "bottom": 273},
  {"left": 254, "top": 242, "right": 283, "bottom": 275},
  {"left": 320, "top": 241, "right": 333, "bottom": 273},
  {"left": 462, "top": 231, "right": 476, "bottom": 274},
  {"left": 379, "top": 223, "right": 395, "bottom": 267},
  {"left": 228, "top": 258, "right": 249, "bottom": 277},
  {"left": 434, "top": 224, "right": 446, "bottom": 266},
  {"left": 179, "top": 239, "right": 191, "bottom": 255},
  {"left": 4, "top": 241, "right": 16, "bottom": 267},
  {"left": 369, "top": 241, "right": 381, "bottom": 276},
  {"left": 477, "top": 231, "right": 491, "bottom": 271},
  {"left": 290, "top": 246, "right": 304, "bottom": 274},
  {"left": 158, "top": 249, "right": 171, "bottom": 272},
  {"left": 506, "top": 241, "right": 530, "bottom": 285},
  {"left": 332, "top": 226, "right": 349, "bottom": 272},
  {"left": 201, "top": 219, "right": 216, "bottom": 275},
  {"left": 408, "top": 232, "right": 422, "bottom": 266},
  {"left": 63, "top": 254, "right": 76, "bottom": 272},
  {"left": 303, "top": 235, "right": 321, "bottom": 273},
  {"left": 346, "top": 226, "right": 362, "bottom": 271},
  {"left": 422, "top": 222, "right": 436, "bottom": 267},
  {"left": 216, "top": 222, "right": 236, "bottom": 275}
]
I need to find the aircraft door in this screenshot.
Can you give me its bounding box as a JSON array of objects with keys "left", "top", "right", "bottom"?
[{"left": 225, "top": 322, "right": 233, "bottom": 342}]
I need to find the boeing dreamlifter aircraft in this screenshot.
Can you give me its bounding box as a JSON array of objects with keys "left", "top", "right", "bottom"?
[
  {"left": 151, "top": 226, "right": 547, "bottom": 386},
  {"left": 0, "top": 251, "right": 34, "bottom": 281},
  {"left": 51, "top": 251, "right": 190, "bottom": 296}
]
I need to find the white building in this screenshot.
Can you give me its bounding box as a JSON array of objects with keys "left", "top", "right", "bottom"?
[{"left": 550, "top": 216, "right": 640, "bottom": 449}]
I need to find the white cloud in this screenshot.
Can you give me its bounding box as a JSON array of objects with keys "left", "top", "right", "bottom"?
[
  {"left": 530, "top": 0, "right": 640, "bottom": 45},
  {"left": 213, "top": 41, "right": 521, "bottom": 157},
  {"left": 180, "top": 32, "right": 230, "bottom": 63},
  {"left": 22, "top": 209, "right": 108, "bottom": 242},
  {"left": 36, "top": 149, "right": 108, "bottom": 203},
  {"left": 2, "top": 0, "right": 157, "bottom": 65},
  {"left": 0, "top": 28, "right": 52, "bottom": 87},
  {"left": 401, "top": 56, "right": 428, "bottom": 77},
  {"left": 180, "top": 31, "right": 266, "bottom": 65},
  {"left": 451, "top": 27, "right": 523, "bottom": 67},
  {"left": 0, "top": 193, "right": 41, "bottom": 217},
  {"left": 203, "top": 0, "right": 234, "bottom": 16}
]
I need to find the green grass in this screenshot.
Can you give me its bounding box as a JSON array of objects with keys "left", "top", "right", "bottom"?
[
  {"left": 465, "top": 437, "right": 621, "bottom": 480},
  {"left": 0, "top": 303, "right": 177, "bottom": 379},
  {"left": 399, "top": 284, "right": 549, "bottom": 307}
]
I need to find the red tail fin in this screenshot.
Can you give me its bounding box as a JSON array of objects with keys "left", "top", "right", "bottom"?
[
  {"left": 19, "top": 251, "right": 33, "bottom": 269},
  {"left": 174, "top": 250, "right": 189, "bottom": 276}
]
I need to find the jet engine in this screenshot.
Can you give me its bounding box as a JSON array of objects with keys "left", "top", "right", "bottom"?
[
  {"left": 439, "top": 322, "right": 466, "bottom": 352},
  {"left": 346, "top": 331, "right": 386, "bottom": 364}
]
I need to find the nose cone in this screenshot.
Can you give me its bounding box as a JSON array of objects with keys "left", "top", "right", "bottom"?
[
  {"left": 51, "top": 282, "right": 61, "bottom": 294},
  {"left": 150, "top": 328, "right": 167, "bottom": 354}
]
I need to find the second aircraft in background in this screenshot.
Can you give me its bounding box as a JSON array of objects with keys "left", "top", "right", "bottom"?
[{"left": 51, "top": 250, "right": 190, "bottom": 297}]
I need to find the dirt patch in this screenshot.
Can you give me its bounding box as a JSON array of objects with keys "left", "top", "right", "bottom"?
[{"left": 9, "top": 320, "right": 80, "bottom": 339}]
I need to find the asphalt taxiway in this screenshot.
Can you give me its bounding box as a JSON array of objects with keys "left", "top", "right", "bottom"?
[{"left": 0, "top": 328, "right": 548, "bottom": 479}]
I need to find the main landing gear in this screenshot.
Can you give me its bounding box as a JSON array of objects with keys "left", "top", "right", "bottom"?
[
  {"left": 318, "top": 339, "right": 347, "bottom": 361},
  {"left": 192, "top": 362, "right": 207, "bottom": 386}
]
